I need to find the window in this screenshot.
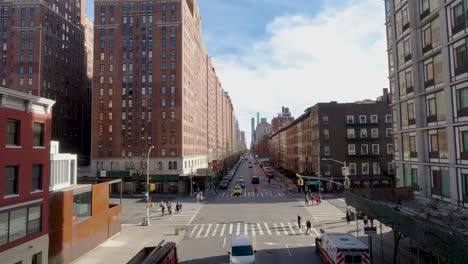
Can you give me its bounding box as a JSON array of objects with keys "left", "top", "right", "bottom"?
[
  {"left": 161, "top": 136, "right": 166, "bottom": 145},
  {"left": 361, "top": 144, "right": 368, "bottom": 155},
  {"left": 371, "top": 128, "right": 379, "bottom": 138},
  {"left": 429, "top": 128, "right": 448, "bottom": 159},
  {"left": 161, "top": 149, "right": 166, "bottom": 157},
  {"left": 426, "top": 90, "right": 446, "bottom": 122},
  {"left": 362, "top": 163, "right": 369, "bottom": 175},
  {"left": 170, "top": 136, "right": 175, "bottom": 145},
  {"left": 372, "top": 144, "right": 380, "bottom": 155},
  {"left": 323, "top": 130, "right": 329, "bottom": 139},
  {"left": 431, "top": 166, "right": 450, "bottom": 198},
  {"left": 452, "top": 2, "right": 466, "bottom": 35},
  {"left": 424, "top": 55, "right": 442, "bottom": 89},
  {"left": 387, "top": 144, "right": 394, "bottom": 155},
  {"left": 370, "top": 115, "right": 378, "bottom": 124},
  {"left": 360, "top": 128, "right": 367, "bottom": 138},
  {"left": 73, "top": 190, "right": 92, "bottom": 222},
  {"left": 323, "top": 145, "right": 330, "bottom": 156},
  {"left": 322, "top": 116, "right": 329, "bottom": 124},
  {"left": 33, "top": 122, "right": 44, "bottom": 146},
  {"left": 348, "top": 144, "right": 356, "bottom": 155},
  {"left": 161, "top": 99, "right": 166, "bottom": 107},
  {"left": 349, "top": 163, "right": 356, "bottom": 175},
  {"left": 401, "top": 100, "right": 415, "bottom": 127},
  {"left": 388, "top": 162, "right": 395, "bottom": 175},
  {"left": 454, "top": 40, "right": 468, "bottom": 75},
  {"left": 359, "top": 115, "right": 366, "bottom": 124},
  {"left": 32, "top": 165, "right": 42, "bottom": 191},
  {"left": 347, "top": 129, "right": 355, "bottom": 139},
  {"left": 9, "top": 208, "right": 27, "bottom": 242},
  {"left": 422, "top": 17, "right": 441, "bottom": 52},
  {"left": 385, "top": 114, "right": 392, "bottom": 123},
  {"left": 170, "top": 149, "right": 175, "bottom": 157},
  {"left": 6, "top": 166, "right": 18, "bottom": 195},
  {"left": 346, "top": 115, "right": 354, "bottom": 124},
  {"left": 7, "top": 120, "right": 20, "bottom": 146}
]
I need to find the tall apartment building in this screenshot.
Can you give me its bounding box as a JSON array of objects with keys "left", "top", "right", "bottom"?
[
  {"left": 385, "top": 0, "right": 468, "bottom": 206},
  {"left": 271, "top": 106, "right": 294, "bottom": 134},
  {"left": 0, "top": 0, "right": 88, "bottom": 159},
  {"left": 0, "top": 87, "right": 55, "bottom": 263},
  {"left": 92, "top": 0, "right": 236, "bottom": 193}
]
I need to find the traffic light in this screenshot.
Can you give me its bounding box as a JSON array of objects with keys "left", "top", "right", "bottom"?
[
  {"left": 297, "top": 178, "right": 304, "bottom": 186},
  {"left": 149, "top": 183, "right": 156, "bottom": 192}
]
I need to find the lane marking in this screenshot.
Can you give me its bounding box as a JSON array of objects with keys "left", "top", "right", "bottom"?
[
  {"left": 273, "top": 223, "right": 280, "bottom": 235},
  {"left": 223, "top": 237, "right": 227, "bottom": 248},
  {"left": 264, "top": 223, "right": 272, "bottom": 235},
  {"left": 296, "top": 224, "right": 304, "bottom": 235},
  {"left": 212, "top": 224, "right": 219, "bottom": 237},
  {"left": 285, "top": 243, "right": 292, "bottom": 256},
  {"left": 236, "top": 223, "right": 240, "bottom": 235},
  {"left": 312, "top": 226, "right": 320, "bottom": 236},
  {"left": 229, "top": 224, "right": 233, "bottom": 235},
  {"left": 220, "top": 224, "right": 226, "bottom": 236},
  {"left": 257, "top": 223, "right": 264, "bottom": 235},
  {"left": 251, "top": 224, "right": 256, "bottom": 236},
  {"left": 244, "top": 223, "right": 248, "bottom": 235},
  {"left": 260, "top": 193, "right": 264, "bottom": 197},
  {"left": 196, "top": 224, "right": 204, "bottom": 238},
  {"left": 189, "top": 224, "right": 199, "bottom": 238},
  {"left": 288, "top": 222, "right": 296, "bottom": 235},
  {"left": 280, "top": 222, "right": 288, "bottom": 235},
  {"left": 204, "top": 224, "right": 212, "bottom": 238}
]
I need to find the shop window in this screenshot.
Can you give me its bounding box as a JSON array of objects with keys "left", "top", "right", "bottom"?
[{"left": 73, "top": 190, "right": 92, "bottom": 222}]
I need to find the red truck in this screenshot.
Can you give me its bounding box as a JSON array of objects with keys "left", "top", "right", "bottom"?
[
  {"left": 128, "top": 241, "right": 178, "bottom": 264},
  {"left": 316, "top": 232, "right": 369, "bottom": 264}
]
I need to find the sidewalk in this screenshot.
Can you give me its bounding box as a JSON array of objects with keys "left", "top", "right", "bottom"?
[{"left": 72, "top": 225, "right": 186, "bottom": 264}]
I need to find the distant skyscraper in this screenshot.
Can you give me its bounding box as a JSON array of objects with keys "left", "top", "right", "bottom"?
[
  {"left": 257, "top": 112, "right": 260, "bottom": 125},
  {"left": 251, "top": 117, "right": 255, "bottom": 148}
]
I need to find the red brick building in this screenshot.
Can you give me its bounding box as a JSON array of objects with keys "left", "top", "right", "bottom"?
[
  {"left": 91, "top": 0, "right": 237, "bottom": 193},
  {"left": 0, "top": 1, "right": 89, "bottom": 162},
  {"left": 0, "top": 87, "right": 55, "bottom": 263}
]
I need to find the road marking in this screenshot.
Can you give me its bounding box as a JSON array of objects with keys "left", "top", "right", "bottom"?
[
  {"left": 204, "top": 224, "right": 212, "bottom": 238},
  {"left": 311, "top": 226, "right": 320, "bottom": 236},
  {"left": 285, "top": 243, "right": 292, "bottom": 256},
  {"left": 196, "top": 224, "right": 204, "bottom": 238},
  {"left": 236, "top": 223, "right": 240, "bottom": 235},
  {"left": 280, "top": 222, "right": 288, "bottom": 235},
  {"left": 279, "top": 193, "right": 285, "bottom": 197},
  {"left": 273, "top": 223, "right": 280, "bottom": 235},
  {"left": 257, "top": 223, "right": 264, "bottom": 235},
  {"left": 288, "top": 222, "right": 296, "bottom": 235},
  {"left": 244, "top": 223, "right": 248, "bottom": 235},
  {"left": 243, "top": 192, "right": 247, "bottom": 197},
  {"left": 189, "top": 224, "right": 199, "bottom": 238},
  {"left": 264, "top": 223, "right": 272, "bottom": 235},
  {"left": 251, "top": 224, "right": 256, "bottom": 236},
  {"left": 212, "top": 224, "right": 219, "bottom": 237},
  {"left": 296, "top": 224, "right": 304, "bottom": 235},
  {"left": 229, "top": 224, "right": 233, "bottom": 235},
  {"left": 260, "top": 193, "right": 264, "bottom": 197},
  {"left": 223, "top": 237, "right": 226, "bottom": 248},
  {"left": 220, "top": 224, "right": 226, "bottom": 236}
]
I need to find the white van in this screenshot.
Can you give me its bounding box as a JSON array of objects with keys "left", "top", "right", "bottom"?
[{"left": 228, "top": 235, "right": 256, "bottom": 264}]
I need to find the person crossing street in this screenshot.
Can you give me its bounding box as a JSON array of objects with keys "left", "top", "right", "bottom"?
[
  {"left": 306, "top": 219, "right": 312, "bottom": 234},
  {"left": 297, "top": 215, "right": 302, "bottom": 229}
]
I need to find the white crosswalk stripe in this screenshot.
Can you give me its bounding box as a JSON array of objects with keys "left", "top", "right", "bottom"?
[
  {"left": 149, "top": 203, "right": 203, "bottom": 226},
  {"left": 186, "top": 221, "right": 319, "bottom": 239},
  {"left": 301, "top": 199, "right": 346, "bottom": 223}
]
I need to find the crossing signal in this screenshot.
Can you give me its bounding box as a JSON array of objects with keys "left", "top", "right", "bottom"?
[
  {"left": 149, "top": 183, "right": 156, "bottom": 192},
  {"left": 297, "top": 178, "right": 304, "bottom": 186}
]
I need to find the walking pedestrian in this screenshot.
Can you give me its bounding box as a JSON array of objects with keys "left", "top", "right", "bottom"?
[
  {"left": 346, "top": 211, "right": 351, "bottom": 224},
  {"left": 161, "top": 204, "right": 165, "bottom": 216},
  {"left": 306, "top": 220, "right": 312, "bottom": 234},
  {"left": 175, "top": 202, "right": 180, "bottom": 213},
  {"left": 297, "top": 215, "right": 302, "bottom": 228},
  {"left": 305, "top": 196, "right": 309, "bottom": 206}
]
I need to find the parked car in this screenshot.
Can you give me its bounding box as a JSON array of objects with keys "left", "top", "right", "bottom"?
[
  {"left": 219, "top": 181, "right": 229, "bottom": 189},
  {"left": 236, "top": 179, "right": 245, "bottom": 188}
]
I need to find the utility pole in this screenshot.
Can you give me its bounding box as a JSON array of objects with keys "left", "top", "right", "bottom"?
[{"left": 146, "top": 146, "right": 155, "bottom": 226}]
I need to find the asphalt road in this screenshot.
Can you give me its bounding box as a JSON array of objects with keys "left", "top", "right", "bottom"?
[{"left": 177, "top": 157, "right": 322, "bottom": 264}]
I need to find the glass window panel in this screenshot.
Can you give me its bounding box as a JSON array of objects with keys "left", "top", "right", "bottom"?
[
  {"left": 0, "top": 212, "right": 7, "bottom": 245},
  {"left": 439, "top": 128, "right": 448, "bottom": 159},
  {"left": 462, "top": 131, "right": 468, "bottom": 152},
  {"left": 9, "top": 208, "right": 27, "bottom": 242},
  {"left": 434, "top": 53, "right": 443, "bottom": 85},
  {"left": 27, "top": 206, "right": 41, "bottom": 235},
  {"left": 73, "top": 191, "right": 92, "bottom": 222},
  {"left": 441, "top": 168, "right": 450, "bottom": 198}
]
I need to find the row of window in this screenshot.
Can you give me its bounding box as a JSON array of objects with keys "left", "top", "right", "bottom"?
[
  {"left": 120, "top": 148, "right": 176, "bottom": 158},
  {"left": 100, "top": 86, "right": 176, "bottom": 97},
  {"left": 99, "top": 38, "right": 176, "bottom": 49},
  {"left": 346, "top": 114, "right": 392, "bottom": 124},
  {"left": 6, "top": 120, "right": 44, "bottom": 147},
  {"left": 347, "top": 128, "right": 390, "bottom": 139},
  {"left": 347, "top": 144, "right": 384, "bottom": 155},
  {"left": 0, "top": 19, "right": 35, "bottom": 28},
  {"left": 0, "top": 204, "right": 42, "bottom": 246},
  {"left": 100, "top": 12, "right": 176, "bottom": 25},
  {"left": 98, "top": 50, "right": 176, "bottom": 61},
  {"left": 347, "top": 162, "right": 390, "bottom": 176},
  {"left": 102, "top": 2, "right": 176, "bottom": 13},
  {"left": 5, "top": 165, "right": 43, "bottom": 196}
]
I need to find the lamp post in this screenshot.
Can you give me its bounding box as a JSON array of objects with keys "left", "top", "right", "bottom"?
[
  {"left": 146, "top": 145, "right": 155, "bottom": 226},
  {"left": 190, "top": 166, "right": 193, "bottom": 196}
]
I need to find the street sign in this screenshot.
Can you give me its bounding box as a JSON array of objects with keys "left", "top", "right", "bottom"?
[
  {"left": 364, "top": 226, "right": 377, "bottom": 235},
  {"left": 306, "top": 180, "right": 320, "bottom": 186}
]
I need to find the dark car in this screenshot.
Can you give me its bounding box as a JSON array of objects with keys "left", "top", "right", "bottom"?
[
  {"left": 251, "top": 176, "right": 260, "bottom": 184},
  {"left": 219, "top": 181, "right": 229, "bottom": 189},
  {"left": 236, "top": 179, "right": 245, "bottom": 188}
]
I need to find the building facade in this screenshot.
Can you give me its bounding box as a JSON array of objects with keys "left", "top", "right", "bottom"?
[
  {"left": 91, "top": 0, "right": 237, "bottom": 193},
  {"left": 271, "top": 106, "right": 294, "bottom": 134},
  {"left": 385, "top": 0, "right": 468, "bottom": 206},
  {"left": 0, "top": 87, "right": 55, "bottom": 263},
  {"left": 270, "top": 90, "right": 393, "bottom": 189},
  {"left": 0, "top": 0, "right": 88, "bottom": 159}
]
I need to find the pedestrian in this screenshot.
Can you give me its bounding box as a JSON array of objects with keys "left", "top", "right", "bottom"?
[
  {"left": 297, "top": 215, "right": 302, "bottom": 228},
  {"left": 161, "top": 204, "right": 165, "bottom": 216},
  {"left": 305, "top": 196, "right": 309, "bottom": 206},
  {"left": 310, "top": 195, "right": 315, "bottom": 205},
  {"left": 306, "top": 220, "right": 312, "bottom": 234},
  {"left": 179, "top": 202, "right": 183, "bottom": 212},
  {"left": 175, "top": 202, "right": 180, "bottom": 213},
  {"left": 346, "top": 211, "right": 351, "bottom": 224},
  {"left": 196, "top": 193, "right": 200, "bottom": 203},
  {"left": 167, "top": 201, "right": 172, "bottom": 215}
]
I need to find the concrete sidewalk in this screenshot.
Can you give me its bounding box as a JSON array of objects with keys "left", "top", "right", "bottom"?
[{"left": 72, "top": 225, "right": 186, "bottom": 264}]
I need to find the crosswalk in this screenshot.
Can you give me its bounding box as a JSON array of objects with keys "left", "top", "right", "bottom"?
[
  {"left": 148, "top": 203, "right": 203, "bottom": 226},
  {"left": 302, "top": 199, "right": 345, "bottom": 222},
  {"left": 217, "top": 191, "right": 286, "bottom": 198},
  {"left": 186, "top": 222, "right": 320, "bottom": 239}
]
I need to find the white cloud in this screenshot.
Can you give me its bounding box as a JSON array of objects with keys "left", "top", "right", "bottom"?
[{"left": 210, "top": 0, "right": 388, "bottom": 147}]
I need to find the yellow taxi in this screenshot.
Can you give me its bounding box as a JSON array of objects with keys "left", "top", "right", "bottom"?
[{"left": 232, "top": 185, "right": 243, "bottom": 196}]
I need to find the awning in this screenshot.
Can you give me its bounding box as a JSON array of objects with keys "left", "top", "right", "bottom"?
[
  {"left": 149, "top": 175, "right": 179, "bottom": 182},
  {"left": 96, "top": 170, "right": 136, "bottom": 177}
]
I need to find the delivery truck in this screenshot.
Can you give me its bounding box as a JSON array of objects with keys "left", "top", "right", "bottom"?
[{"left": 315, "top": 232, "right": 369, "bottom": 264}]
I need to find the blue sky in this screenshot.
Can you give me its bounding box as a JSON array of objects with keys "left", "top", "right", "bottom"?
[{"left": 86, "top": 0, "right": 388, "bottom": 147}]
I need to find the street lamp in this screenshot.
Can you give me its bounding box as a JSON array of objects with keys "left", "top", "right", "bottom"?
[
  {"left": 146, "top": 145, "right": 155, "bottom": 226},
  {"left": 190, "top": 166, "right": 194, "bottom": 196}
]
